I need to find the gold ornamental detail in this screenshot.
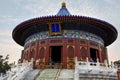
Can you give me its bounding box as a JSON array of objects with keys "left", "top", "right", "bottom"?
[
  {"left": 80, "top": 46, "right": 87, "bottom": 49},
  {"left": 67, "top": 45, "right": 75, "bottom": 48}
]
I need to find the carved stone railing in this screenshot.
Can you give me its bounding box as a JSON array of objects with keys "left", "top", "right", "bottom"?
[
  {"left": 0, "top": 59, "right": 34, "bottom": 80},
  {"left": 74, "top": 57, "right": 118, "bottom": 80}
]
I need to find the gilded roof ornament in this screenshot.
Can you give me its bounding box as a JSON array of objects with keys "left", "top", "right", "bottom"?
[{"left": 62, "top": 2, "right": 66, "bottom": 7}]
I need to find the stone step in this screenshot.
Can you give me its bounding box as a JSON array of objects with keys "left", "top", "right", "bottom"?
[
  {"left": 22, "top": 69, "right": 40, "bottom": 80},
  {"left": 36, "top": 69, "right": 59, "bottom": 80},
  {"left": 58, "top": 69, "right": 74, "bottom": 80}
]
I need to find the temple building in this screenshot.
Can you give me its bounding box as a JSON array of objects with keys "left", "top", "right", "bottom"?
[
  {"left": 3, "top": 2, "right": 118, "bottom": 80},
  {"left": 12, "top": 2, "right": 117, "bottom": 69}
]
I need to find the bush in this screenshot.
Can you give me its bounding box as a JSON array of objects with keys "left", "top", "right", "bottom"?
[{"left": 0, "top": 55, "right": 11, "bottom": 74}]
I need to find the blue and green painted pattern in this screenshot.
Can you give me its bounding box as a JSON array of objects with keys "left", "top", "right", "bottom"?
[{"left": 24, "top": 30, "right": 104, "bottom": 46}]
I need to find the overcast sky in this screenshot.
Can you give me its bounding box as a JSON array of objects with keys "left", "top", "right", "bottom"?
[{"left": 0, "top": 0, "right": 120, "bottom": 63}]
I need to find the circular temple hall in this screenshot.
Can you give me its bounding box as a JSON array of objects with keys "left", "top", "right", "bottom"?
[{"left": 12, "top": 2, "right": 117, "bottom": 69}]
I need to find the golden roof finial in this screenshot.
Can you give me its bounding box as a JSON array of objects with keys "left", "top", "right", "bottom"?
[{"left": 62, "top": 2, "right": 66, "bottom": 7}]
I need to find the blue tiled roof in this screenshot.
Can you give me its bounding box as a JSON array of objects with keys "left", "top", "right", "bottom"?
[{"left": 56, "top": 6, "right": 71, "bottom": 16}]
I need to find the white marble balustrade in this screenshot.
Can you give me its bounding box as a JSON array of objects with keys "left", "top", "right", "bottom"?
[{"left": 74, "top": 57, "right": 117, "bottom": 80}]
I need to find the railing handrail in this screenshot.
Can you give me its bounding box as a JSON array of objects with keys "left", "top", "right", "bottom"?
[
  {"left": 75, "top": 57, "right": 117, "bottom": 73},
  {"left": 76, "top": 61, "right": 117, "bottom": 69}
]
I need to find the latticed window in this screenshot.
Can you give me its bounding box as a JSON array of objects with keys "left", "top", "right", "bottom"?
[
  {"left": 101, "top": 47, "right": 107, "bottom": 62},
  {"left": 30, "top": 49, "right": 35, "bottom": 59},
  {"left": 68, "top": 46, "right": 74, "bottom": 58},
  {"left": 80, "top": 47, "right": 87, "bottom": 60},
  {"left": 28, "top": 49, "right": 35, "bottom": 60},
  {"left": 39, "top": 47, "right": 45, "bottom": 59}
]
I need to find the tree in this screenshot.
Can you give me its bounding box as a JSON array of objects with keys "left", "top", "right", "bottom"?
[
  {"left": 114, "top": 60, "right": 120, "bottom": 68},
  {"left": 0, "top": 55, "right": 11, "bottom": 74}
]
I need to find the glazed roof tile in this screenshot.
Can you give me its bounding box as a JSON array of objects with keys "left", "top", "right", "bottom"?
[
  {"left": 57, "top": 7, "right": 71, "bottom": 16},
  {"left": 56, "top": 2, "right": 71, "bottom": 16}
]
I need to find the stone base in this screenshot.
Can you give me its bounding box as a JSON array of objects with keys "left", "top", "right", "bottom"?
[
  {"left": 34, "top": 69, "right": 117, "bottom": 80},
  {"left": 79, "top": 74, "right": 117, "bottom": 80}
]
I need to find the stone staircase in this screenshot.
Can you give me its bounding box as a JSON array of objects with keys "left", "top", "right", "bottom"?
[
  {"left": 22, "top": 69, "right": 40, "bottom": 80},
  {"left": 35, "top": 69, "right": 60, "bottom": 80},
  {"left": 35, "top": 69, "right": 74, "bottom": 80},
  {"left": 58, "top": 69, "right": 74, "bottom": 80}
]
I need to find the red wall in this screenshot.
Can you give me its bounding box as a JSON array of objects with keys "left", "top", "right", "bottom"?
[{"left": 21, "top": 38, "right": 108, "bottom": 69}]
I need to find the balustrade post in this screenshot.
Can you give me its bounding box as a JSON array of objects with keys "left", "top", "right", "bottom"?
[
  {"left": 96, "top": 58, "right": 100, "bottom": 70},
  {"left": 86, "top": 57, "right": 89, "bottom": 70},
  {"left": 104, "top": 59, "right": 108, "bottom": 68},
  {"left": 75, "top": 57, "right": 78, "bottom": 66},
  {"left": 86, "top": 57, "right": 88, "bottom": 62},
  {"left": 111, "top": 61, "right": 114, "bottom": 68},
  {"left": 31, "top": 58, "right": 34, "bottom": 62},
  {"left": 74, "top": 57, "right": 79, "bottom": 80},
  {"left": 74, "top": 67, "right": 79, "bottom": 80},
  {"left": 97, "top": 58, "right": 100, "bottom": 66}
]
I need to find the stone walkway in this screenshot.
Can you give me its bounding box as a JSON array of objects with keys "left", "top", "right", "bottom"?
[
  {"left": 36, "top": 69, "right": 59, "bottom": 80},
  {"left": 58, "top": 69, "right": 74, "bottom": 80}
]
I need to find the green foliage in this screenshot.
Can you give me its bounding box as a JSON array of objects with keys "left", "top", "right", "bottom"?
[
  {"left": 114, "top": 60, "right": 120, "bottom": 68},
  {"left": 0, "top": 55, "right": 11, "bottom": 73}
]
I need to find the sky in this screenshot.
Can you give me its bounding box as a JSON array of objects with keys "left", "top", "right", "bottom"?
[{"left": 0, "top": 0, "right": 120, "bottom": 63}]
